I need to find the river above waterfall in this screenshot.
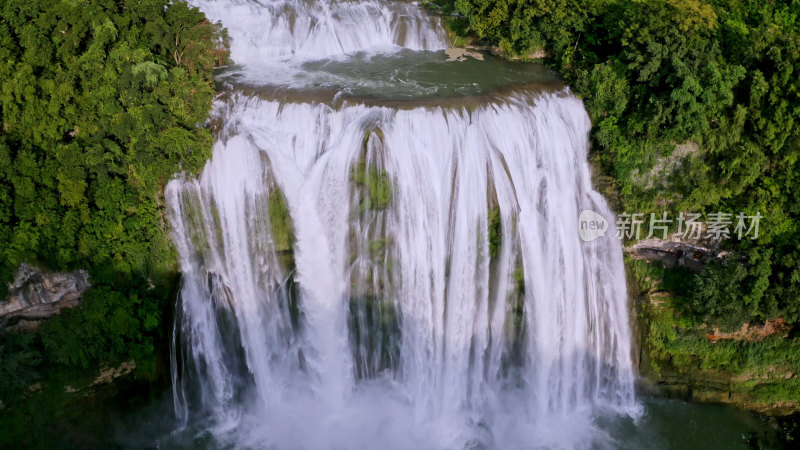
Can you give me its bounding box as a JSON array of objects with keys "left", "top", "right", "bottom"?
[{"left": 216, "top": 49, "right": 561, "bottom": 102}]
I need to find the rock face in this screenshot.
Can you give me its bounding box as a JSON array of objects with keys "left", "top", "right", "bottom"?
[
  {"left": 0, "top": 263, "right": 90, "bottom": 332},
  {"left": 706, "top": 318, "right": 789, "bottom": 342},
  {"left": 626, "top": 238, "right": 721, "bottom": 272},
  {"left": 444, "top": 47, "right": 484, "bottom": 61}
]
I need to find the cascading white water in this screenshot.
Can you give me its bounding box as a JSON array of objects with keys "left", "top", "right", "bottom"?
[
  {"left": 191, "top": 0, "right": 446, "bottom": 60},
  {"left": 167, "top": 1, "right": 640, "bottom": 448},
  {"left": 188, "top": 0, "right": 448, "bottom": 86}
]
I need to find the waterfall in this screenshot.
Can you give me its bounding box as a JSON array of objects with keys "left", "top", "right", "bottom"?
[
  {"left": 167, "top": 1, "right": 640, "bottom": 448},
  {"left": 188, "top": 0, "right": 449, "bottom": 86}
]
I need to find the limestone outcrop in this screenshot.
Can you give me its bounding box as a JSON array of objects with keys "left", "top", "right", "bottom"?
[{"left": 0, "top": 263, "right": 90, "bottom": 332}]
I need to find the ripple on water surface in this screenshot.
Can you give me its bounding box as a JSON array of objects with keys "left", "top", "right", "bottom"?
[{"left": 215, "top": 48, "right": 562, "bottom": 103}]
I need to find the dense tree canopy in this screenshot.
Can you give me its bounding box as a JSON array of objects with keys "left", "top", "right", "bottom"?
[{"left": 0, "top": 0, "right": 227, "bottom": 288}]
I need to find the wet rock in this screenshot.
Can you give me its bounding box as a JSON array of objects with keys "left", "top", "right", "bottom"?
[
  {"left": 445, "top": 47, "right": 484, "bottom": 61},
  {"left": 1, "top": 263, "right": 90, "bottom": 332}
]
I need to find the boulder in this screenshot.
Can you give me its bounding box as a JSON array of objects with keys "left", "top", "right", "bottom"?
[{"left": 0, "top": 263, "right": 90, "bottom": 331}]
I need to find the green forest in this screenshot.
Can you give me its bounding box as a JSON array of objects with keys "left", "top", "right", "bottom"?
[
  {"left": 438, "top": 0, "right": 800, "bottom": 407},
  {"left": 0, "top": 0, "right": 227, "bottom": 440}
]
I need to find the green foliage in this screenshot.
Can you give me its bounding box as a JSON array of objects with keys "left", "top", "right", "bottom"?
[
  {"left": 0, "top": 333, "right": 42, "bottom": 400},
  {"left": 0, "top": 0, "right": 228, "bottom": 294},
  {"left": 268, "top": 189, "right": 295, "bottom": 254},
  {"left": 425, "top": 0, "right": 472, "bottom": 45},
  {"left": 488, "top": 207, "right": 502, "bottom": 258},
  {"left": 38, "top": 284, "right": 161, "bottom": 368},
  {"left": 627, "top": 257, "right": 666, "bottom": 294},
  {"left": 631, "top": 259, "right": 800, "bottom": 405},
  {"left": 0, "top": 0, "right": 225, "bottom": 410},
  {"left": 351, "top": 161, "right": 393, "bottom": 211},
  {"left": 0, "top": 340, "right": 165, "bottom": 448},
  {"left": 646, "top": 300, "right": 800, "bottom": 404},
  {"left": 682, "top": 248, "right": 776, "bottom": 331}
]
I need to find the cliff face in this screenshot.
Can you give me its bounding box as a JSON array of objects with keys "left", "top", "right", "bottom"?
[
  {"left": 628, "top": 257, "right": 800, "bottom": 416},
  {"left": 0, "top": 263, "right": 90, "bottom": 332}
]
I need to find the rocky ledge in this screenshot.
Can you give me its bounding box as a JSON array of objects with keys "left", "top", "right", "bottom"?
[
  {"left": 626, "top": 238, "right": 723, "bottom": 272},
  {"left": 0, "top": 263, "right": 90, "bottom": 332}
]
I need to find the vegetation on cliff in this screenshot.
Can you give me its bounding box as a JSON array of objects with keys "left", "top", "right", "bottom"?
[
  {"left": 630, "top": 258, "right": 800, "bottom": 412},
  {"left": 0, "top": 0, "right": 227, "bottom": 438}
]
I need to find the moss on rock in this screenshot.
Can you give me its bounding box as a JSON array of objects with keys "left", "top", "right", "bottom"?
[{"left": 267, "top": 189, "right": 294, "bottom": 254}]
